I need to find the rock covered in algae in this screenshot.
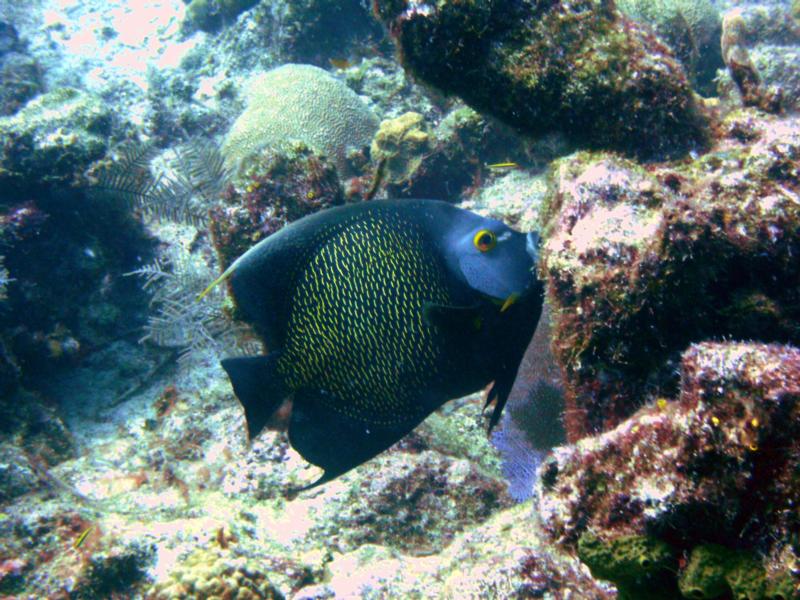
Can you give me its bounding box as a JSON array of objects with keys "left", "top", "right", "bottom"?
[
  {"left": 373, "top": 0, "right": 709, "bottom": 160},
  {"left": 538, "top": 109, "right": 800, "bottom": 439},
  {"left": 535, "top": 341, "right": 800, "bottom": 598},
  {"left": 616, "top": 0, "right": 722, "bottom": 94},
  {"left": 209, "top": 143, "right": 344, "bottom": 270},
  {"left": 0, "top": 87, "right": 110, "bottom": 195},
  {"left": 365, "top": 104, "right": 533, "bottom": 202},
  {"left": 221, "top": 64, "right": 379, "bottom": 176},
  {"left": 719, "top": 4, "right": 800, "bottom": 113}
]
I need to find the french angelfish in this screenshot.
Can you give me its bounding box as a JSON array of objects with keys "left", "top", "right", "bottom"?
[{"left": 214, "top": 199, "right": 544, "bottom": 489}]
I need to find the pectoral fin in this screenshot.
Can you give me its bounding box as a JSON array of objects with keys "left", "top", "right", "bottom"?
[{"left": 423, "top": 302, "right": 483, "bottom": 334}]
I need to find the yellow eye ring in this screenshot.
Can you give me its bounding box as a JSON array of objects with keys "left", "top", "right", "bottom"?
[{"left": 473, "top": 229, "right": 497, "bottom": 252}]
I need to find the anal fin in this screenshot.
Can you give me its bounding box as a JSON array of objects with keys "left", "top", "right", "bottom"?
[
  {"left": 221, "top": 353, "right": 289, "bottom": 441},
  {"left": 288, "top": 388, "right": 420, "bottom": 491}
]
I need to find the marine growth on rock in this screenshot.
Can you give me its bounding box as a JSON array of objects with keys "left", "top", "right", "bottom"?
[{"left": 373, "top": 0, "right": 710, "bottom": 160}]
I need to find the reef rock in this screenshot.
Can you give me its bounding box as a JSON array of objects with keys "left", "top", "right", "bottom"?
[
  {"left": 0, "top": 442, "right": 40, "bottom": 503},
  {"left": 0, "top": 88, "right": 110, "bottom": 196},
  {"left": 309, "top": 449, "right": 511, "bottom": 555},
  {"left": 209, "top": 144, "right": 344, "bottom": 270},
  {"left": 373, "top": 0, "right": 709, "bottom": 160},
  {"left": 539, "top": 109, "right": 800, "bottom": 439},
  {"left": 282, "top": 0, "right": 385, "bottom": 65},
  {"left": 221, "top": 64, "right": 379, "bottom": 176},
  {"left": 536, "top": 341, "right": 800, "bottom": 599},
  {"left": 719, "top": 4, "right": 800, "bottom": 113},
  {"left": 616, "top": 0, "right": 722, "bottom": 94}
]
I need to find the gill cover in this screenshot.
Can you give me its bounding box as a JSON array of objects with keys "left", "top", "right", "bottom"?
[{"left": 443, "top": 212, "right": 539, "bottom": 301}]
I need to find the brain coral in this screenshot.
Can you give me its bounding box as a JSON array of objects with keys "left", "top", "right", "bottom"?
[{"left": 222, "top": 64, "right": 379, "bottom": 175}]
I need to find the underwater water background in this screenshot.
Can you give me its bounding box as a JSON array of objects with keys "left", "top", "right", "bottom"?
[{"left": 0, "top": 0, "right": 799, "bottom": 598}]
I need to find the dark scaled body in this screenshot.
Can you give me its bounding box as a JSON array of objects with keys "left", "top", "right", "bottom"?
[{"left": 218, "top": 199, "right": 543, "bottom": 489}]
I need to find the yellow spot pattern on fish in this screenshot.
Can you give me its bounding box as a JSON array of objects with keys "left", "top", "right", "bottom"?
[{"left": 278, "top": 213, "right": 451, "bottom": 425}]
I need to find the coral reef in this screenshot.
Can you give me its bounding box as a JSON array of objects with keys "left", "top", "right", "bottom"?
[
  {"left": 5, "top": 0, "right": 800, "bottom": 597},
  {"left": 615, "top": 0, "right": 722, "bottom": 95},
  {"left": 536, "top": 342, "right": 800, "bottom": 598},
  {"left": 373, "top": 0, "right": 709, "bottom": 160},
  {"left": 0, "top": 88, "right": 110, "bottom": 196},
  {"left": 539, "top": 109, "right": 800, "bottom": 438},
  {"left": 0, "top": 442, "right": 41, "bottom": 503},
  {"left": 341, "top": 56, "right": 439, "bottom": 122},
  {"left": 221, "top": 64, "right": 379, "bottom": 176},
  {"left": 365, "top": 105, "right": 535, "bottom": 202},
  {"left": 71, "top": 542, "right": 154, "bottom": 599},
  {"left": 0, "top": 387, "right": 73, "bottom": 466},
  {"left": 209, "top": 144, "right": 344, "bottom": 270},
  {"left": 0, "top": 187, "right": 153, "bottom": 389}
]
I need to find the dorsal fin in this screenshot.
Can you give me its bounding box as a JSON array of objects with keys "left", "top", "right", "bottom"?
[{"left": 196, "top": 259, "right": 239, "bottom": 301}]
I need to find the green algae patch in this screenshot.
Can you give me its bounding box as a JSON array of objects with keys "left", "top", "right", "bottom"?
[
  {"left": 678, "top": 544, "right": 733, "bottom": 599},
  {"left": 677, "top": 544, "right": 794, "bottom": 600},
  {"left": 577, "top": 532, "right": 678, "bottom": 599}
]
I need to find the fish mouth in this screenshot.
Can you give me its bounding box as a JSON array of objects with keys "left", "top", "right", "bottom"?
[
  {"left": 488, "top": 292, "right": 522, "bottom": 312},
  {"left": 500, "top": 293, "right": 520, "bottom": 312}
]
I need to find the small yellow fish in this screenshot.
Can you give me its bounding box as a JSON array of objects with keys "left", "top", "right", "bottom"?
[
  {"left": 486, "top": 161, "right": 520, "bottom": 170},
  {"left": 73, "top": 526, "right": 94, "bottom": 549},
  {"left": 329, "top": 58, "right": 352, "bottom": 69}
]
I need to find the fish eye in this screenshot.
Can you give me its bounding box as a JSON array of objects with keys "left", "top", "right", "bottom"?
[{"left": 473, "top": 229, "right": 497, "bottom": 252}]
